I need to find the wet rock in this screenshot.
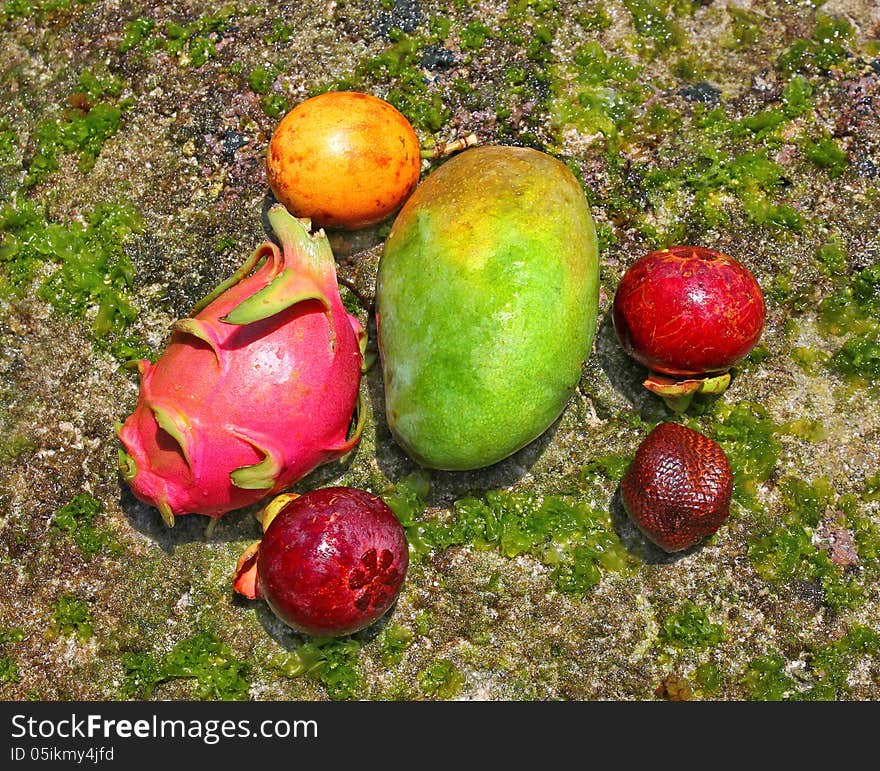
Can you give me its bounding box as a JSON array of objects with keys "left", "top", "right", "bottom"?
[
  {"left": 375, "top": 0, "right": 423, "bottom": 38},
  {"left": 678, "top": 82, "right": 721, "bottom": 105},
  {"left": 420, "top": 44, "right": 455, "bottom": 70}
]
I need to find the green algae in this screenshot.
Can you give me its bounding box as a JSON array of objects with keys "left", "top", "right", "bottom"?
[
  {"left": 275, "top": 638, "right": 362, "bottom": 701},
  {"left": 418, "top": 659, "right": 464, "bottom": 699},
  {"left": 803, "top": 135, "right": 848, "bottom": 178},
  {"left": 0, "top": 657, "right": 20, "bottom": 684},
  {"left": 118, "top": 7, "right": 239, "bottom": 68},
  {"left": 658, "top": 602, "right": 724, "bottom": 650},
  {"left": 460, "top": 21, "right": 491, "bottom": 51},
  {"left": 377, "top": 622, "right": 413, "bottom": 665},
  {"left": 1, "top": 0, "right": 92, "bottom": 21},
  {"left": 550, "top": 42, "right": 644, "bottom": 144},
  {"left": 745, "top": 625, "right": 879, "bottom": 701},
  {"left": 623, "top": 0, "right": 684, "bottom": 53},
  {"left": 52, "top": 493, "right": 119, "bottom": 559},
  {"left": 776, "top": 15, "right": 854, "bottom": 76},
  {"left": 693, "top": 661, "right": 721, "bottom": 694},
  {"left": 0, "top": 626, "right": 23, "bottom": 685},
  {"left": 743, "top": 652, "right": 794, "bottom": 701},
  {"left": 48, "top": 596, "right": 93, "bottom": 643},
  {"left": 0, "top": 200, "right": 146, "bottom": 361},
  {"left": 699, "top": 401, "right": 781, "bottom": 506},
  {"left": 818, "top": 264, "right": 880, "bottom": 383},
  {"left": 386, "top": 473, "right": 631, "bottom": 594},
  {"left": 121, "top": 631, "right": 250, "bottom": 700},
  {"left": 747, "top": 477, "right": 877, "bottom": 612},
  {"left": 24, "top": 70, "right": 128, "bottom": 187}
]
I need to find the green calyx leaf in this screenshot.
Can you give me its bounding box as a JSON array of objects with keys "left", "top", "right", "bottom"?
[
  {"left": 172, "top": 318, "right": 222, "bottom": 365},
  {"left": 191, "top": 244, "right": 271, "bottom": 315},
  {"left": 228, "top": 429, "right": 283, "bottom": 490},
  {"left": 222, "top": 268, "right": 330, "bottom": 325},
  {"left": 118, "top": 448, "right": 138, "bottom": 481},
  {"left": 643, "top": 371, "right": 732, "bottom": 413}
]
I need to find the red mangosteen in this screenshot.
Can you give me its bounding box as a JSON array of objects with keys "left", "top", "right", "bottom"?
[
  {"left": 233, "top": 487, "right": 409, "bottom": 637},
  {"left": 612, "top": 245, "right": 765, "bottom": 411}
]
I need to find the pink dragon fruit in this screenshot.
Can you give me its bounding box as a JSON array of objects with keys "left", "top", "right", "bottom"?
[{"left": 115, "top": 204, "right": 365, "bottom": 526}]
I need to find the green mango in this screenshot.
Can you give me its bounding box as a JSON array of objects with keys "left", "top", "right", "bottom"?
[{"left": 376, "top": 145, "right": 599, "bottom": 471}]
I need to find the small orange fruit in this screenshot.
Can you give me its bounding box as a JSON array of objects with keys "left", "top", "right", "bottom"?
[{"left": 266, "top": 91, "right": 422, "bottom": 230}]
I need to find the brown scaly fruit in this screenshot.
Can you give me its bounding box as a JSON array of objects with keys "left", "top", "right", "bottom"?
[{"left": 621, "top": 422, "right": 732, "bottom": 552}]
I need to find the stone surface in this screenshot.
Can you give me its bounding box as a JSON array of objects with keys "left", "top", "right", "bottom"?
[{"left": 1, "top": 0, "right": 879, "bottom": 701}]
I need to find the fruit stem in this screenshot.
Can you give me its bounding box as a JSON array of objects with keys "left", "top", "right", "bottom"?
[
  {"left": 420, "top": 133, "right": 480, "bottom": 160},
  {"left": 661, "top": 392, "right": 696, "bottom": 413}
]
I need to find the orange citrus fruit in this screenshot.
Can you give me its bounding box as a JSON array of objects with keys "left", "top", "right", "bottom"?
[{"left": 266, "top": 91, "right": 422, "bottom": 230}]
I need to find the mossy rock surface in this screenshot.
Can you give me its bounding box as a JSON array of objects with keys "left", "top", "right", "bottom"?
[{"left": 1, "top": 0, "right": 880, "bottom": 702}]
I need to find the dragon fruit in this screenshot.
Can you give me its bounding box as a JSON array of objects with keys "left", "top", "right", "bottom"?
[{"left": 115, "top": 204, "right": 365, "bottom": 526}]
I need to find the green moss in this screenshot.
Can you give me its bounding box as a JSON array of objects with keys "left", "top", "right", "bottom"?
[
  {"left": 247, "top": 66, "right": 277, "bottom": 94},
  {"left": 25, "top": 72, "right": 130, "bottom": 186},
  {"left": 376, "top": 623, "right": 413, "bottom": 665},
  {"left": 814, "top": 237, "right": 847, "bottom": 277},
  {"left": 702, "top": 401, "right": 781, "bottom": 505},
  {"left": 387, "top": 474, "right": 631, "bottom": 594},
  {"left": 0, "top": 200, "right": 144, "bottom": 359},
  {"left": 658, "top": 601, "right": 724, "bottom": 650},
  {"left": 275, "top": 638, "right": 362, "bottom": 701},
  {"left": 748, "top": 477, "right": 870, "bottom": 611},
  {"left": 52, "top": 493, "right": 119, "bottom": 559},
  {"left": 743, "top": 653, "right": 795, "bottom": 700},
  {"left": 0, "top": 657, "right": 20, "bottom": 684},
  {"left": 803, "top": 136, "right": 848, "bottom": 178},
  {"left": 745, "top": 626, "right": 879, "bottom": 701},
  {"left": 777, "top": 15, "right": 853, "bottom": 75},
  {"left": 49, "top": 596, "right": 93, "bottom": 643},
  {"left": 624, "top": 0, "right": 684, "bottom": 52},
  {"left": 121, "top": 631, "right": 251, "bottom": 700},
  {"left": 418, "top": 659, "right": 464, "bottom": 699},
  {"left": 460, "top": 21, "right": 491, "bottom": 50}
]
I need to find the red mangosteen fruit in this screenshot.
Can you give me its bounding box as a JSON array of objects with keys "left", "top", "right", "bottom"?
[
  {"left": 612, "top": 245, "right": 765, "bottom": 411},
  {"left": 233, "top": 487, "right": 409, "bottom": 637},
  {"left": 621, "top": 422, "right": 733, "bottom": 553}
]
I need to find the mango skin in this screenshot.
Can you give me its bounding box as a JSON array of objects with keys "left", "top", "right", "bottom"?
[{"left": 376, "top": 145, "right": 599, "bottom": 471}]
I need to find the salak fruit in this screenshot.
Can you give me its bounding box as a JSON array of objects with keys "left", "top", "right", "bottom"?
[
  {"left": 612, "top": 245, "right": 765, "bottom": 412},
  {"left": 233, "top": 487, "right": 409, "bottom": 637},
  {"left": 115, "top": 205, "right": 365, "bottom": 526},
  {"left": 621, "top": 422, "right": 733, "bottom": 553},
  {"left": 376, "top": 145, "right": 599, "bottom": 471},
  {"left": 266, "top": 91, "right": 422, "bottom": 230}
]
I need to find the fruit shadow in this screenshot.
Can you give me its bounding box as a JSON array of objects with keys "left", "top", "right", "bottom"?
[
  {"left": 594, "top": 308, "right": 668, "bottom": 423},
  {"left": 362, "top": 313, "right": 563, "bottom": 505},
  {"left": 609, "top": 484, "right": 705, "bottom": 565},
  {"left": 235, "top": 591, "right": 401, "bottom": 653},
  {"left": 118, "top": 481, "right": 265, "bottom": 552}
]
